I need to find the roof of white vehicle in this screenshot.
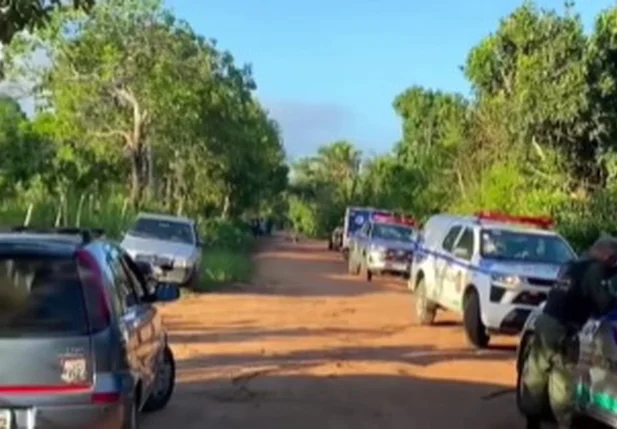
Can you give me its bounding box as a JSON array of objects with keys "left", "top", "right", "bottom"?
[
  {"left": 136, "top": 212, "right": 194, "bottom": 224},
  {"left": 428, "top": 214, "right": 558, "bottom": 236}
]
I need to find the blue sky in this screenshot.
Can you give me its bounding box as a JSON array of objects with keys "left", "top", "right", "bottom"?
[{"left": 164, "top": 0, "right": 612, "bottom": 160}]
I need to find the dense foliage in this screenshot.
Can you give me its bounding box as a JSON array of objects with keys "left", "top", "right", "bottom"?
[
  {"left": 0, "top": 0, "right": 287, "bottom": 226},
  {"left": 0, "top": 0, "right": 287, "bottom": 286},
  {"left": 288, "top": 2, "right": 617, "bottom": 251}
]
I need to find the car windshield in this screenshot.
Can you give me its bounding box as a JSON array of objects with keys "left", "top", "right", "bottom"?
[
  {"left": 480, "top": 228, "right": 574, "bottom": 264},
  {"left": 129, "top": 217, "right": 194, "bottom": 244},
  {"left": 0, "top": 253, "right": 88, "bottom": 337},
  {"left": 372, "top": 223, "right": 415, "bottom": 242}
]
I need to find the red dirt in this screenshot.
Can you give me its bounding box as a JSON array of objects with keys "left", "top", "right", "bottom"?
[{"left": 143, "top": 235, "right": 524, "bottom": 429}]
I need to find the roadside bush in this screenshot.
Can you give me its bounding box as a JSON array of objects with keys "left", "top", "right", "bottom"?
[{"left": 195, "top": 218, "right": 255, "bottom": 290}]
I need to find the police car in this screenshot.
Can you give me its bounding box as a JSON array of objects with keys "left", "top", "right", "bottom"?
[
  {"left": 347, "top": 213, "right": 417, "bottom": 281},
  {"left": 409, "top": 211, "right": 577, "bottom": 348}
]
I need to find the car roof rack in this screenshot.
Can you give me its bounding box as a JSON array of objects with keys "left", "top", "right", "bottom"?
[{"left": 4, "top": 226, "right": 106, "bottom": 244}]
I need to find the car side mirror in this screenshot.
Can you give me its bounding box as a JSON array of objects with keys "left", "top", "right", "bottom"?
[
  {"left": 154, "top": 283, "right": 180, "bottom": 302},
  {"left": 453, "top": 247, "right": 469, "bottom": 259}
]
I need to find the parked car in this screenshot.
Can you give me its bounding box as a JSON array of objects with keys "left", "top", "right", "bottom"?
[
  {"left": 341, "top": 207, "right": 395, "bottom": 259},
  {"left": 409, "top": 211, "right": 576, "bottom": 348},
  {"left": 0, "top": 226, "right": 179, "bottom": 429},
  {"left": 121, "top": 212, "right": 202, "bottom": 288},
  {"left": 328, "top": 226, "right": 343, "bottom": 251},
  {"left": 347, "top": 213, "right": 417, "bottom": 281},
  {"left": 516, "top": 299, "right": 617, "bottom": 427}
]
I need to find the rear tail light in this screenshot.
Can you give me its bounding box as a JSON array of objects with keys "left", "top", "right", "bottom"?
[
  {"left": 0, "top": 385, "right": 91, "bottom": 395},
  {"left": 76, "top": 249, "right": 111, "bottom": 326},
  {"left": 0, "top": 384, "right": 120, "bottom": 404}
]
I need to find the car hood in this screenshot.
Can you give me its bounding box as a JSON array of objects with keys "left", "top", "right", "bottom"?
[
  {"left": 371, "top": 238, "right": 417, "bottom": 251},
  {"left": 121, "top": 234, "right": 196, "bottom": 260},
  {"left": 482, "top": 259, "right": 561, "bottom": 281}
]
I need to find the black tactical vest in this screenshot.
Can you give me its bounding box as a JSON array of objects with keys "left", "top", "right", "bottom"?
[{"left": 543, "top": 258, "right": 595, "bottom": 329}]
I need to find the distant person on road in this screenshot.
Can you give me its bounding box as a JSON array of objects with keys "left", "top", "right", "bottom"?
[{"left": 520, "top": 235, "right": 617, "bottom": 429}]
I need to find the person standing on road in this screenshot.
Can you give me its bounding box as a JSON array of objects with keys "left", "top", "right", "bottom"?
[{"left": 520, "top": 235, "right": 617, "bottom": 429}]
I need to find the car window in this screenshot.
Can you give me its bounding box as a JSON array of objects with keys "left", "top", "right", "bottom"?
[
  {"left": 480, "top": 228, "right": 575, "bottom": 264},
  {"left": 129, "top": 217, "right": 195, "bottom": 245},
  {"left": 119, "top": 253, "right": 148, "bottom": 302},
  {"left": 453, "top": 227, "right": 474, "bottom": 260},
  {"left": 442, "top": 226, "right": 462, "bottom": 252},
  {"left": 105, "top": 245, "right": 138, "bottom": 312},
  {"left": 0, "top": 252, "right": 89, "bottom": 337},
  {"left": 372, "top": 223, "right": 415, "bottom": 242}
]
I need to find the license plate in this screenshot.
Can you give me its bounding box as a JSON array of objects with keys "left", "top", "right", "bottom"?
[{"left": 0, "top": 410, "right": 11, "bottom": 429}]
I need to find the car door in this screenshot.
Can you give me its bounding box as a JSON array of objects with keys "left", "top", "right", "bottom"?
[
  {"left": 119, "top": 251, "right": 165, "bottom": 404},
  {"left": 575, "top": 310, "right": 617, "bottom": 424},
  {"left": 351, "top": 223, "right": 369, "bottom": 265},
  {"left": 358, "top": 223, "right": 373, "bottom": 264},
  {"left": 104, "top": 245, "right": 156, "bottom": 403},
  {"left": 442, "top": 227, "right": 475, "bottom": 311},
  {"left": 434, "top": 225, "right": 463, "bottom": 304}
]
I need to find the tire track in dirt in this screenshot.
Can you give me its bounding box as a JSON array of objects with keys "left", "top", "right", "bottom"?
[{"left": 144, "top": 234, "right": 525, "bottom": 429}]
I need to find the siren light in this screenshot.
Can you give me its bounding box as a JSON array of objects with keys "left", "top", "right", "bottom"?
[{"left": 474, "top": 211, "right": 554, "bottom": 229}]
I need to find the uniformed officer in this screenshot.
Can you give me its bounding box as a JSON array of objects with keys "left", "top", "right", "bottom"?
[{"left": 520, "top": 235, "right": 617, "bottom": 429}]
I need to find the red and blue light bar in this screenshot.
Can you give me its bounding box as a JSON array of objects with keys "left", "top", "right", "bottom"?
[{"left": 474, "top": 211, "right": 554, "bottom": 229}]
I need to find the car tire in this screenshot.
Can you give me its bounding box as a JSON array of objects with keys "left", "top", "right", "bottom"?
[
  {"left": 143, "top": 345, "right": 176, "bottom": 413},
  {"left": 463, "top": 289, "right": 490, "bottom": 348},
  {"left": 415, "top": 278, "right": 436, "bottom": 325},
  {"left": 516, "top": 333, "right": 553, "bottom": 422}
]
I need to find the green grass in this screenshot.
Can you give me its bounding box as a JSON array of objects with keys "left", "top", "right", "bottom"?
[{"left": 196, "top": 247, "right": 253, "bottom": 291}]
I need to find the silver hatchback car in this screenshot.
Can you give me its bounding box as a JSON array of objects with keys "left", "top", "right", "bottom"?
[{"left": 0, "top": 227, "right": 179, "bottom": 429}]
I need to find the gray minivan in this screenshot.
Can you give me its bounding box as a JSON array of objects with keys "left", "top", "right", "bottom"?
[{"left": 0, "top": 227, "right": 179, "bottom": 429}]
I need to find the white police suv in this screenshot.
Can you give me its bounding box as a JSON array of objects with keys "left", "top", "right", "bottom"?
[{"left": 408, "top": 211, "right": 577, "bottom": 348}]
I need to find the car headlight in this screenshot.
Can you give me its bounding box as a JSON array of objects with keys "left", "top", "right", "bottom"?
[
  {"left": 175, "top": 258, "right": 193, "bottom": 268},
  {"left": 491, "top": 273, "right": 521, "bottom": 288}
]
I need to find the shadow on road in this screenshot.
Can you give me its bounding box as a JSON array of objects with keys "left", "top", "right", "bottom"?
[
  {"left": 173, "top": 343, "right": 516, "bottom": 371},
  {"left": 142, "top": 372, "right": 526, "bottom": 429},
  {"left": 168, "top": 326, "right": 410, "bottom": 343}
]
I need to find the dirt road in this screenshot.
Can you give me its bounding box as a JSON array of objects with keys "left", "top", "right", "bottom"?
[{"left": 144, "top": 235, "right": 524, "bottom": 429}]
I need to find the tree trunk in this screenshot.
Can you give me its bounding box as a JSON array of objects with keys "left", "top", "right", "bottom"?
[
  {"left": 221, "top": 192, "right": 231, "bottom": 219},
  {"left": 129, "top": 149, "right": 144, "bottom": 209}
]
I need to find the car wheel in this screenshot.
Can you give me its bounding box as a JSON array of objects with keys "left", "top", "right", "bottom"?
[
  {"left": 328, "top": 240, "right": 333, "bottom": 250},
  {"left": 143, "top": 345, "right": 176, "bottom": 413},
  {"left": 463, "top": 289, "right": 490, "bottom": 348},
  {"left": 415, "top": 278, "right": 436, "bottom": 325}
]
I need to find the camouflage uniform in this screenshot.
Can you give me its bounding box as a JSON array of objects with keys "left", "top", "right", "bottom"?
[{"left": 520, "top": 236, "right": 617, "bottom": 429}]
